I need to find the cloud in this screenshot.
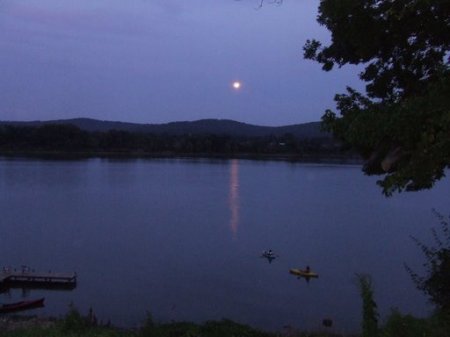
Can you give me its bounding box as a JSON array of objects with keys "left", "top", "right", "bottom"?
[
  {"left": 4, "top": 1, "right": 166, "bottom": 38},
  {"left": 9, "top": 3, "right": 96, "bottom": 28}
]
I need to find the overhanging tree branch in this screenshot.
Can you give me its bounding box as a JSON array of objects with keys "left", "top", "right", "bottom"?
[
  {"left": 235, "top": 0, "right": 283, "bottom": 10},
  {"left": 305, "top": 0, "right": 450, "bottom": 196}
]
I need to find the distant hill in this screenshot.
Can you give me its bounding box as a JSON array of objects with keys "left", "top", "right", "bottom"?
[{"left": 0, "top": 118, "right": 330, "bottom": 139}]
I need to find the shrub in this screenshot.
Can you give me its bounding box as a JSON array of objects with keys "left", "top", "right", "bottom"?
[
  {"left": 61, "top": 303, "right": 89, "bottom": 332},
  {"left": 356, "top": 274, "right": 379, "bottom": 337},
  {"left": 381, "top": 309, "right": 428, "bottom": 337},
  {"left": 406, "top": 210, "right": 450, "bottom": 315}
]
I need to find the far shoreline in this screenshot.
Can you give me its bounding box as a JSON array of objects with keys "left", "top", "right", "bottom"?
[{"left": 0, "top": 151, "right": 363, "bottom": 165}]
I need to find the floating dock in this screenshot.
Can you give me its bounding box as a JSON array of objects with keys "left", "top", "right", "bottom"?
[{"left": 0, "top": 269, "right": 77, "bottom": 290}]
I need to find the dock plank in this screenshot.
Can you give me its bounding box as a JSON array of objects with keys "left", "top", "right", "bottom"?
[{"left": 0, "top": 270, "right": 77, "bottom": 288}]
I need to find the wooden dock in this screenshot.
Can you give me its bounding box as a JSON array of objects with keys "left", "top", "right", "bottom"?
[{"left": 0, "top": 269, "right": 77, "bottom": 290}]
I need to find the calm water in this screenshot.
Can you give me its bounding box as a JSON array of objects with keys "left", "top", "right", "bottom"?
[{"left": 0, "top": 157, "right": 449, "bottom": 333}]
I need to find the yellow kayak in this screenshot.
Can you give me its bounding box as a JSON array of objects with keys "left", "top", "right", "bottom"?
[{"left": 289, "top": 268, "right": 319, "bottom": 278}]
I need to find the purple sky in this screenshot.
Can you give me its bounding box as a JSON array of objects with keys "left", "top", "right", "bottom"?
[{"left": 0, "top": 0, "right": 363, "bottom": 126}]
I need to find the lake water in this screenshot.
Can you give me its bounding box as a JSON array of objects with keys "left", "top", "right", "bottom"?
[{"left": 0, "top": 157, "right": 449, "bottom": 333}]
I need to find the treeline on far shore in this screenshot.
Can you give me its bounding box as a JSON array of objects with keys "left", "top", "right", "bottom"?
[{"left": 0, "top": 123, "right": 358, "bottom": 160}]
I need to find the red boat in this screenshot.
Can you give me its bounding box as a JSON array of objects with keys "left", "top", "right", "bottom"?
[{"left": 0, "top": 298, "right": 45, "bottom": 314}]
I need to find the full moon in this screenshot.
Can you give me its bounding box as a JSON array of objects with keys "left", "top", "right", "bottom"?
[{"left": 232, "top": 81, "right": 241, "bottom": 89}]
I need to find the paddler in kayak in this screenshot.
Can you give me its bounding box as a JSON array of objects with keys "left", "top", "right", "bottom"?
[
  {"left": 289, "top": 266, "right": 318, "bottom": 281},
  {"left": 261, "top": 249, "right": 277, "bottom": 263}
]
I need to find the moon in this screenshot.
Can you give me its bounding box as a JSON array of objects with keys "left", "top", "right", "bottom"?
[{"left": 232, "top": 81, "right": 241, "bottom": 90}]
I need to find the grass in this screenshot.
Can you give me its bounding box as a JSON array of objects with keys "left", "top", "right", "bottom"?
[
  {"left": 1, "top": 298, "right": 449, "bottom": 337},
  {"left": 0, "top": 311, "right": 352, "bottom": 337},
  {"left": 0, "top": 308, "right": 275, "bottom": 337}
]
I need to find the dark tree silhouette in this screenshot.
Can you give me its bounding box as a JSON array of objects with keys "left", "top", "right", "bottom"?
[{"left": 304, "top": 0, "right": 450, "bottom": 195}]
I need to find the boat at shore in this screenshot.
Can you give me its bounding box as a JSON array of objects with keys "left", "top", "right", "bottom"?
[{"left": 0, "top": 298, "right": 45, "bottom": 314}]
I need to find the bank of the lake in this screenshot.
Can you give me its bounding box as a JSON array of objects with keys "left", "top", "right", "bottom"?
[
  {"left": 0, "top": 151, "right": 362, "bottom": 165},
  {"left": 2, "top": 311, "right": 448, "bottom": 337},
  {"left": 0, "top": 314, "right": 345, "bottom": 337}
]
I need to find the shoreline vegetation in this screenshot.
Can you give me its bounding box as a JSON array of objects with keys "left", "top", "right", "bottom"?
[
  {"left": 1, "top": 307, "right": 448, "bottom": 337},
  {"left": 0, "top": 310, "right": 354, "bottom": 337},
  {"left": 0, "top": 151, "right": 363, "bottom": 165},
  {"left": 0, "top": 121, "right": 362, "bottom": 164}
]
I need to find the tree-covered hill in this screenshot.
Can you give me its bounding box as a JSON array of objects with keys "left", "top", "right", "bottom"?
[
  {"left": 0, "top": 118, "right": 354, "bottom": 159},
  {"left": 0, "top": 118, "right": 328, "bottom": 139}
]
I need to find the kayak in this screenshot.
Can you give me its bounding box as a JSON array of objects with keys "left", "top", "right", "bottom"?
[
  {"left": 0, "top": 298, "right": 45, "bottom": 314},
  {"left": 289, "top": 268, "right": 319, "bottom": 278},
  {"left": 261, "top": 252, "right": 276, "bottom": 259}
]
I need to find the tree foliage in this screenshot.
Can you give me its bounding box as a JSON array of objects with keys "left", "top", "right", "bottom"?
[
  {"left": 0, "top": 124, "right": 339, "bottom": 158},
  {"left": 407, "top": 210, "right": 450, "bottom": 316},
  {"left": 304, "top": 0, "right": 450, "bottom": 195},
  {"left": 237, "top": 0, "right": 283, "bottom": 9}
]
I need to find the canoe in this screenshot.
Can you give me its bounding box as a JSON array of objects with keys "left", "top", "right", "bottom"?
[
  {"left": 0, "top": 297, "right": 45, "bottom": 314},
  {"left": 289, "top": 268, "right": 319, "bottom": 278}
]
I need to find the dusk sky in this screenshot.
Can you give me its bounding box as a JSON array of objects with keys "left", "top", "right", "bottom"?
[{"left": 0, "top": 0, "right": 364, "bottom": 126}]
